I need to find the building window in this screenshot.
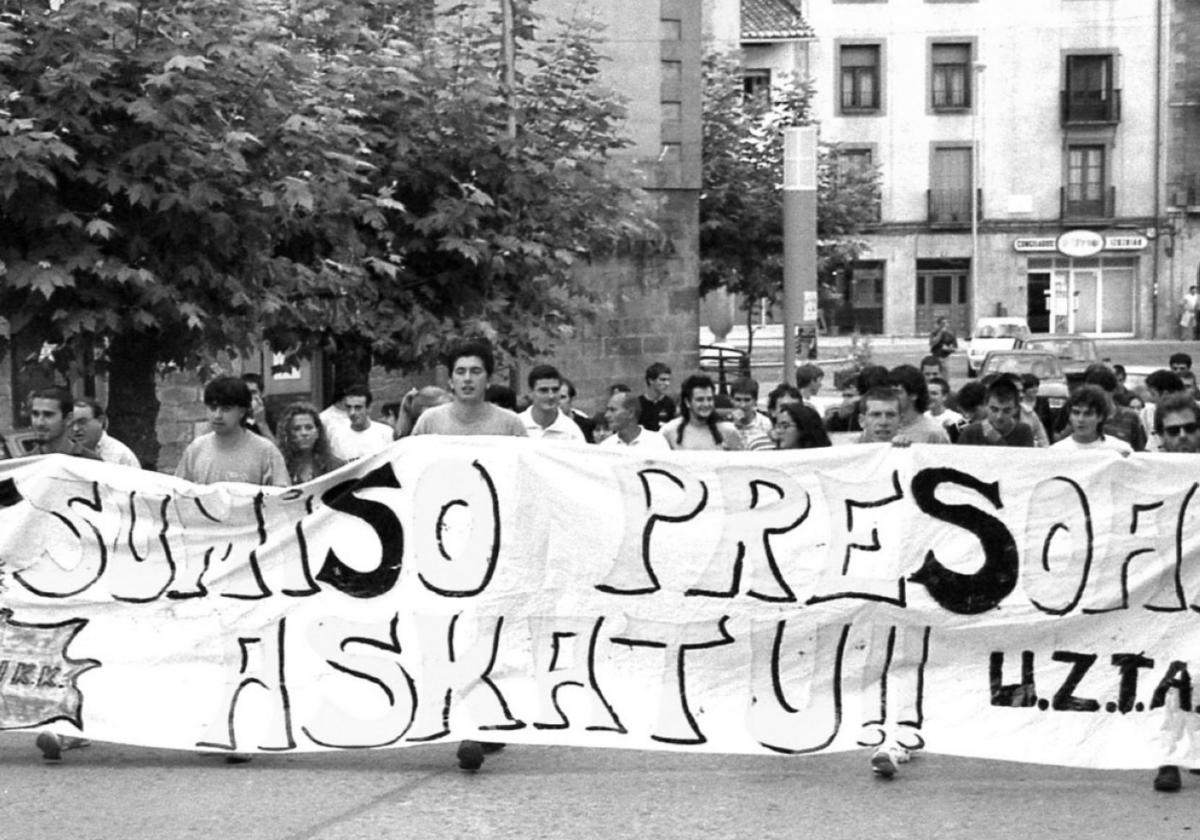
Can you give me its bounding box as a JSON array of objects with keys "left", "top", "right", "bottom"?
[
  {"left": 840, "top": 45, "right": 881, "bottom": 113},
  {"left": 928, "top": 146, "right": 974, "bottom": 225},
  {"left": 931, "top": 43, "right": 971, "bottom": 110},
  {"left": 743, "top": 69, "right": 771, "bottom": 105},
  {"left": 1063, "top": 54, "right": 1119, "bottom": 123},
  {"left": 1065, "top": 145, "right": 1107, "bottom": 216},
  {"left": 836, "top": 148, "right": 880, "bottom": 222}
]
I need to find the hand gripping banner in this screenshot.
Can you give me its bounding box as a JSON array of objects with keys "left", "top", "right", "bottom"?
[{"left": 2, "top": 440, "right": 1200, "bottom": 767}]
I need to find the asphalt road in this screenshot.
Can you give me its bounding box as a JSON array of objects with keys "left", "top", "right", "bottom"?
[{"left": 1, "top": 734, "right": 1196, "bottom": 840}]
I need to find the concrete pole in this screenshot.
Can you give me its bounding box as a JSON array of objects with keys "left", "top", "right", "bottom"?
[{"left": 782, "top": 126, "right": 818, "bottom": 387}]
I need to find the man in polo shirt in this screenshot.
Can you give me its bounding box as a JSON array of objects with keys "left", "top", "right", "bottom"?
[
  {"left": 601, "top": 390, "right": 669, "bottom": 451},
  {"left": 518, "top": 364, "right": 584, "bottom": 442}
]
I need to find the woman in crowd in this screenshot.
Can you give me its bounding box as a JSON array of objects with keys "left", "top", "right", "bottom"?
[
  {"left": 773, "top": 401, "right": 832, "bottom": 450},
  {"left": 276, "top": 402, "right": 346, "bottom": 484}
]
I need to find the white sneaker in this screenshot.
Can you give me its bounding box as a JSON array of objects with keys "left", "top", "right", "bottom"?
[{"left": 870, "top": 746, "right": 907, "bottom": 777}]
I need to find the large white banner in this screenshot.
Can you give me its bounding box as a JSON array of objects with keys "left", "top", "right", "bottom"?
[{"left": 2, "top": 440, "right": 1200, "bottom": 767}]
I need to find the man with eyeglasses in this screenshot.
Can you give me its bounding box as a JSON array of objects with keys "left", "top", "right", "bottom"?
[{"left": 1152, "top": 392, "right": 1200, "bottom": 793}]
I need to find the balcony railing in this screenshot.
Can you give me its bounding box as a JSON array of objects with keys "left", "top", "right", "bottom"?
[
  {"left": 1060, "top": 89, "right": 1121, "bottom": 125},
  {"left": 927, "top": 188, "right": 981, "bottom": 227},
  {"left": 1060, "top": 185, "right": 1116, "bottom": 220}
]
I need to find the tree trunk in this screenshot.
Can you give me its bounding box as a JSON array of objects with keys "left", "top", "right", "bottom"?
[{"left": 107, "top": 332, "right": 162, "bottom": 470}]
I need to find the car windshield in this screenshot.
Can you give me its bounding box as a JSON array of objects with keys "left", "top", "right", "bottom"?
[
  {"left": 981, "top": 354, "right": 1063, "bottom": 379},
  {"left": 1026, "top": 339, "right": 1094, "bottom": 359},
  {"left": 974, "top": 323, "right": 1024, "bottom": 339}
]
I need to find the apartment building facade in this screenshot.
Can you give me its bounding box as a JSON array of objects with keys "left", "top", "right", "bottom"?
[{"left": 728, "top": 0, "right": 1175, "bottom": 338}]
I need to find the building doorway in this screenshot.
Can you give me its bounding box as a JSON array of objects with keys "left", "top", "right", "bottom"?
[
  {"left": 915, "top": 258, "right": 970, "bottom": 336},
  {"left": 1026, "top": 272, "right": 1051, "bottom": 333}
]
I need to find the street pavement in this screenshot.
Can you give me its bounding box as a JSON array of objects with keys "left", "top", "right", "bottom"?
[{"left": 0, "top": 733, "right": 1196, "bottom": 839}]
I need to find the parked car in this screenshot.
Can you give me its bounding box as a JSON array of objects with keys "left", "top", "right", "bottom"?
[
  {"left": 977, "top": 350, "right": 1070, "bottom": 411},
  {"left": 1022, "top": 335, "right": 1103, "bottom": 377},
  {"left": 966, "top": 317, "right": 1031, "bottom": 376}
]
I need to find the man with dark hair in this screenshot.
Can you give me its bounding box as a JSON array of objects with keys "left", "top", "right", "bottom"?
[
  {"left": 920, "top": 355, "right": 943, "bottom": 383},
  {"left": 795, "top": 364, "right": 824, "bottom": 405},
  {"left": 1050, "top": 384, "right": 1131, "bottom": 454},
  {"left": 412, "top": 341, "right": 526, "bottom": 439},
  {"left": 957, "top": 377, "right": 1035, "bottom": 447},
  {"left": 1141, "top": 369, "right": 1187, "bottom": 451},
  {"left": 327, "top": 383, "right": 394, "bottom": 461},
  {"left": 925, "top": 376, "right": 963, "bottom": 441},
  {"left": 1169, "top": 352, "right": 1192, "bottom": 375},
  {"left": 729, "top": 377, "right": 772, "bottom": 449},
  {"left": 602, "top": 390, "right": 668, "bottom": 450},
  {"left": 70, "top": 397, "right": 139, "bottom": 467},
  {"left": 822, "top": 378, "right": 860, "bottom": 433},
  {"left": 660, "top": 374, "right": 743, "bottom": 450},
  {"left": 888, "top": 364, "right": 949, "bottom": 444},
  {"left": 240, "top": 372, "right": 276, "bottom": 441},
  {"left": 558, "top": 376, "right": 595, "bottom": 442},
  {"left": 519, "top": 364, "right": 584, "bottom": 442},
  {"left": 175, "top": 376, "right": 289, "bottom": 486},
  {"left": 411, "top": 339, "right": 525, "bottom": 771},
  {"left": 954, "top": 380, "right": 988, "bottom": 425},
  {"left": 1151, "top": 392, "right": 1200, "bottom": 792},
  {"left": 1081, "top": 364, "right": 1145, "bottom": 451},
  {"left": 1019, "top": 373, "right": 1053, "bottom": 446},
  {"left": 29, "top": 387, "right": 99, "bottom": 459},
  {"left": 639, "top": 361, "right": 676, "bottom": 432}
]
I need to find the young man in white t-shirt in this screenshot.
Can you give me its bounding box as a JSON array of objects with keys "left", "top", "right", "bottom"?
[{"left": 326, "top": 383, "right": 394, "bottom": 461}]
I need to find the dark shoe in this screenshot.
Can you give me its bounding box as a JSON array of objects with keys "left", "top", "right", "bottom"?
[
  {"left": 457, "top": 740, "right": 485, "bottom": 771},
  {"left": 480, "top": 741, "right": 506, "bottom": 755},
  {"left": 36, "top": 732, "right": 62, "bottom": 762},
  {"left": 224, "top": 754, "right": 253, "bottom": 765},
  {"left": 1155, "top": 765, "right": 1182, "bottom": 792}
]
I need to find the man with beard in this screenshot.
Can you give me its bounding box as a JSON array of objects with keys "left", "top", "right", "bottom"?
[{"left": 660, "top": 374, "right": 744, "bottom": 451}]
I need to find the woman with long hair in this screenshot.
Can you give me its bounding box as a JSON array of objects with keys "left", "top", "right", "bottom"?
[
  {"left": 276, "top": 402, "right": 345, "bottom": 484},
  {"left": 773, "top": 401, "right": 832, "bottom": 450}
]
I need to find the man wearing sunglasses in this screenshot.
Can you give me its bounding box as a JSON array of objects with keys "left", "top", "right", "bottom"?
[{"left": 1152, "top": 392, "right": 1200, "bottom": 793}]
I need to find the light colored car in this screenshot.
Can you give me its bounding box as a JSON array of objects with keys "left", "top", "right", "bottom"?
[
  {"left": 977, "top": 350, "right": 1069, "bottom": 411},
  {"left": 966, "top": 317, "right": 1031, "bottom": 375},
  {"left": 1022, "top": 335, "right": 1102, "bottom": 377}
]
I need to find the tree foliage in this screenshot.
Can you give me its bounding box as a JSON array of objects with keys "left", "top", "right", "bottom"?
[
  {"left": 699, "top": 49, "right": 881, "bottom": 317},
  {"left": 0, "top": 0, "right": 653, "bottom": 464}
]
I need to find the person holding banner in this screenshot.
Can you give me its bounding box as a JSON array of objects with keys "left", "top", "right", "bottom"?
[
  {"left": 1049, "top": 384, "right": 1131, "bottom": 455},
  {"left": 1152, "top": 393, "right": 1200, "bottom": 791},
  {"left": 772, "top": 401, "right": 830, "bottom": 449},
  {"left": 29, "top": 387, "right": 101, "bottom": 460},
  {"left": 956, "top": 377, "right": 1035, "bottom": 447},
  {"left": 660, "top": 374, "right": 744, "bottom": 451},
  {"left": 411, "top": 340, "right": 526, "bottom": 771},
  {"left": 175, "top": 377, "right": 290, "bottom": 487},
  {"left": 601, "top": 389, "right": 669, "bottom": 451}
]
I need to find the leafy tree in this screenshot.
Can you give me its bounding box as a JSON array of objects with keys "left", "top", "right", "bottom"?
[
  {"left": 699, "top": 49, "right": 881, "bottom": 345},
  {"left": 0, "top": 0, "right": 652, "bottom": 466}
]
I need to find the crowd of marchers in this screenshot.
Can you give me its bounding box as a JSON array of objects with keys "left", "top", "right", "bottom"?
[{"left": 19, "top": 340, "right": 1200, "bottom": 789}]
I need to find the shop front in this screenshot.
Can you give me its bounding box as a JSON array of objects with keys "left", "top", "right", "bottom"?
[{"left": 1015, "top": 230, "right": 1145, "bottom": 336}]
